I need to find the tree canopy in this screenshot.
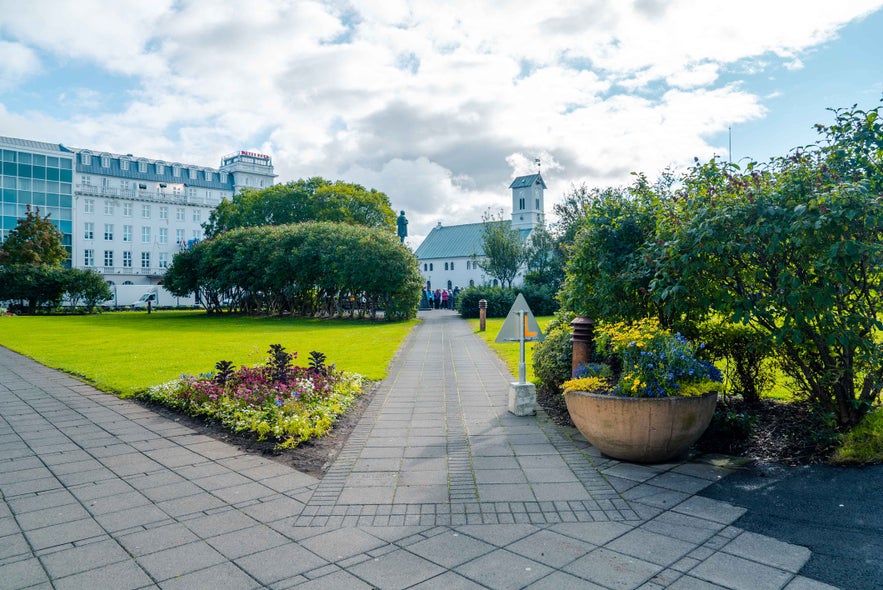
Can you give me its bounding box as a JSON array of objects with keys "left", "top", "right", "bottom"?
[
  {"left": 476, "top": 209, "right": 525, "bottom": 288},
  {"left": 203, "top": 177, "right": 397, "bottom": 238},
  {"left": 0, "top": 205, "right": 67, "bottom": 266}
]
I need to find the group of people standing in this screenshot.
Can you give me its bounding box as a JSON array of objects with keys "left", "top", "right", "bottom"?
[{"left": 422, "top": 286, "right": 459, "bottom": 310}]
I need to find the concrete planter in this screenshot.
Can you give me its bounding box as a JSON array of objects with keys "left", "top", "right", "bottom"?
[{"left": 564, "top": 390, "right": 718, "bottom": 463}]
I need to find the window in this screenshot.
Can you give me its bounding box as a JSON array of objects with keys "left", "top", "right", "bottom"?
[
  {"left": 104, "top": 250, "right": 114, "bottom": 267},
  {"left": 189, "top": 168, "right": 197, "bottom": 180},
  {"left": 175, "top": 228, "right": 185, "bottom": 245},
  {"left": 192, "top": 209, "right": 201, "bottom": 223},
  {"left": 159, "top": 206, "right": 168, "bottom": 220},
  {"left": 104, "top": 201, "right": 113, "bottom": 215},
  {"left": 123, "top": 280, "right": 133, "bottom": 285},
  {"left": 141, "top": 227, "right": 151, "bottom": 243},
  {"left": 120, "top": 159, "right": 129, "bottom": 171},
  {"left": 84, "top": 222, "right": 94, "bottom": 240},
  {"left": 176, "top": 207, "right": 185, "bottom": 221},
  {"left": 142, "top": 204, "right": 151, "bottom": 218},
  {"left": 81, "top": 153, "right": 91, "bottom": 166},
  {"left": 141, "top": 252, "right": 150, "bottom": 269},
  {"left": 101, "top": 155, "right": 110, "bottom": 168},
  {"left": 469, "top": 279, "right": 475, "bottom": 287},
  {"left": 139, "top": 160, "right": 147, "bottom": 173},
  {"left": 204, "top": 170, "right": 213, "bottom": 182},
  {"left": 104, "top": 224, "right": 113, "bottom": 240},
  {"left": 450, "top": 261, "right": 454, "bottom": 270},
  {"left": 123, "top": 202, "right": 132, "bottom": 217},
  {"left": 187, "top": 187, "right": 196, "bottom": 200},
  {"left": 192, "top": 229, "right": 200, "bottom": 239},
  {"left": 519, "top": 197, "right": 525, "bottom": 210},
  {"left": 123, "top": 225, "right": 132, "bottom": 242},
  {"left": 84, "top": 198, "right": 94, "bottom": 214},
  {"left": 172, "top": 165, "right": 181, "bottom": 177},
  {"left": 84, "top": 249, "right": 94, "bottom": 266},
  {"left": 220, "top": 172, "right": 228, "bottom": 183},
  {"left": 444, "top": 262, "right": 448, "bottom": 270},
  {"left": 429, "top": 263, "right": 433, "bottom": 271},
  {"left": 159, "top": 252, "right": 169, "bottom": 268},
  {"left": 423, "top": 263, "right": 427, "bottom": 271},
  {"left": 81, "top": 175, "right": 91, "bottom": 186},
  {"left": 158, "top": 228, "right": 168, "bottom": 244},
  {"left": 466, "top": 260, "right": 470, "bottom": 270},
  {"left": 122, "top": 251, "right": 132, "bottom": 268},
  {"left": 156, "top": 163, "right": 164, "bottom": 175},
  {"left": 535, "top": 198, "right": 540, "bottom": 209}
]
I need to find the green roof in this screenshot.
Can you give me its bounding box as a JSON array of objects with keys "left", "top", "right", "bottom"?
[{"left": 414, "top": 221, "right": 532, "bottom": 260}]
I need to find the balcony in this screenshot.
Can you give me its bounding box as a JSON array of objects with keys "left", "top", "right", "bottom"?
[{"left": 75, "top": 184, "right": 221, "bottom": 206}]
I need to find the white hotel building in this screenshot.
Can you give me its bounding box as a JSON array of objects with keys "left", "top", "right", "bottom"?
[{"left": 0, "top": 136, "right": 276, "bottom": 287}]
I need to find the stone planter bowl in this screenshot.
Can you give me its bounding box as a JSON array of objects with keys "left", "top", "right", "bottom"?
[{"left": 564, "top": 390, "right": 718, "bottom": 463}]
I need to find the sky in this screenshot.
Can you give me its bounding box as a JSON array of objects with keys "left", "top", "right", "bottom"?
[{"left": 1, "top": 0, "right": 882, "bottom": 248}]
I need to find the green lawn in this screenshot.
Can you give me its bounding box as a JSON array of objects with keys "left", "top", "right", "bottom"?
[
  {"left": 466, "top": 316, "right": 554, "bottom": 384},
  {"left": 0, "top": 311, "right": 417, "bottom": 396}
]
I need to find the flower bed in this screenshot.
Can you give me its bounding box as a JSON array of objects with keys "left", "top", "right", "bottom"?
[{"left": 136, "top": 345, "right": 363, "bottom": 448}]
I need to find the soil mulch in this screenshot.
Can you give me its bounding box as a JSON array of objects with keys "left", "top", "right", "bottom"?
[{"left": 537, "top": 385, "right": 840, "bottom": 465}]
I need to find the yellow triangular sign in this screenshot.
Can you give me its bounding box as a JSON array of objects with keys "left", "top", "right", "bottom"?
[{"left": 495, "top": 293, "right": 545, "bottom": 343}]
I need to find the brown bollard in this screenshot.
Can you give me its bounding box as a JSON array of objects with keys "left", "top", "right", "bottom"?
[
  {"left": 479, "top": 299, "right": 487, "bottom": 331},
  {"left": 570, "top": 316, "right": 594, "bottom": 376}
]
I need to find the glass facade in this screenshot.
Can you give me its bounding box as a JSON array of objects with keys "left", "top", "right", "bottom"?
[{"left": 1, "top": 146, "right": 74, "bottom": 260}]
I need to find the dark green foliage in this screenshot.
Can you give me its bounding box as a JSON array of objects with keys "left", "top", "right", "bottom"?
[
  {"left": 455, "top": 285, "right": 558, "bottom": 319},
  {"left": 164, "top": 221, "right": 422, "bottom": 320},
  {"left": 531, "top": 313, "right": 575, "bottom": 393},
  {"left": 214, "top": 360, "right": 235, "bottom": 386},
  {"left": 267, "top": 344, "right": 293, "bottom": 383},
  {"left": 203, "top": 177, "right": 397, "bottom": 238},
  {"left": 699, "top": 320, "right": 772, "bottom": 404},
  {"left": 64, "top": 268, "right": 112, "bottom": 310},
  {"left": 0, "top": 264, "right": 67, "bottom": 313},
  {"left": 309, "top": 351, "right": 328, "bottom": 376},
  {"left": 0, "top": 205, "right": 67, "bottom": 267}
]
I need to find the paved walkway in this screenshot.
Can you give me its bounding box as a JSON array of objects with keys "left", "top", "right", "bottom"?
[{"left": 0, "top": 310, "right": 837, "bottom": 589}]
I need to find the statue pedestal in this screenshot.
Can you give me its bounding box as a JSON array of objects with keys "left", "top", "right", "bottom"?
[{"left": 508, "top": 382, "right": 536, "bottom": 416}]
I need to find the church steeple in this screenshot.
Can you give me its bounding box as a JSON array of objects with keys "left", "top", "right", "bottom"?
[{"left": 509, "top": 172, "right": 546, "bottom": 231}]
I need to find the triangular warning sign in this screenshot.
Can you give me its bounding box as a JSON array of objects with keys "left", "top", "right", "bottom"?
[{"left": 495, "top": 293, "right": 545, "bottom": 343}]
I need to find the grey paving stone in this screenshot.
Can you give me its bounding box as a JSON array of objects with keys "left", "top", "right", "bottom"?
[
  {"left": 405, "top": 530, "right": 496, "bottom": 568},
  {"left": 347, "top": 548, "right": 446, "bottom": 590},
  {"left": 24, "top": 518, "right": 106, "bottom": 550},
  {"left": 641, "top": 510, "right": 725, "bottom": 545},
  {"left": 455, "top": 548, "right": 553, "bottom": 590},
  {"left": 235, "top": 543, "right": 329, "bottom": 586},
  {"left": 0, "top": 557, "right": 49, "bottom": 589},
  {"left": 53, "top": 559, "right": 153, "bottom": 590},
  {"left": 672, "top": 495, "right": 747, "bottom": 524},
  {"left": 506, "top": 528, "right": 596, "bottom": 568},
  {"left": 548, "top": 520, "right": 634, "bottom": 545},
  {"left": 690, "top": 552, "right": 794, "bottom": 590},
  {"left": 783, "top": 576, "right": 841, "bottom": 590},
  {"left": 117, "top": 522, "right": 200, "bottom": 557},
  {"left": 182, "top": 509, "right": 258, "bottom": 538},
  {"left": 606, "top": 527, "right": 697, "bottom": 566},
  {"left": 565, "top": 547, "right": 664, "bottom": 590},
  {"left": 523, "top": 570, "right": 608, "bottom": 589},
  {"left": 667, "top": 575, "right": 731, "bottom": 589},
  {"left": 298, "top": 527, "right": 387, "bottom": 561},
  {"left": 281, "top": 568, "right": 375, "bottom": 589},
  {"left": 39, "top": 537, "right": 131, "bottom": 579},
  {"left": 157, "top": 561, "right": 261, "bottom": 590},
  {"left": 723, "top": 531, "right": 811, "bottom": 573},
  {"left": 136, "top": 540, "right": 226, "bottom": 581}
]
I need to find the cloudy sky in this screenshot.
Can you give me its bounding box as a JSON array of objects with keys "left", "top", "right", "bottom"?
[{"left": 2, "top": 1, "right": 882, "bottom": 247}]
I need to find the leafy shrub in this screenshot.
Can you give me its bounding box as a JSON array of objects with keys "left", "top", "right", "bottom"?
[
  {"left": 561, "top": 376, "right": 609, "bottom": 394},
  {"left": 698, "top": 319, "right": 772, "bottom": 404},
  {"left": 531, "top": 312, "right": 575, "bottom": 392},
  {"left": 456, "top": 285, "right": 558, "bottom": 318},
  {"left": 136, "top": 345, "right": 363, "bottom": 448}
]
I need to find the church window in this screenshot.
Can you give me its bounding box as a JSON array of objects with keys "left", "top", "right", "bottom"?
[
  {"left": 444, "top": 262, "right": 448, "bottom": 270},
  {"left": 519, "top": 197, "right": 525, "bottom": 210},
  {"left": 423, "top": 263, "right": 427, "bottom": 271},
  {"left": 469, "top": 279, "right": 475, "bottom": 287},
  {"left": 429, "top": 263, "right": 433, "bottom": 271},
  {"left": 466, "top": 261, "right": 470, "bottom": 270},
  {"left": 535, "top": 198, "right": 540, "bottom": 209},
  {"left": 450, "top": 261, "right": 454, "bottom": 270}
]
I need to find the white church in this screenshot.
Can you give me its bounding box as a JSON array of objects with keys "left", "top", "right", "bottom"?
[{"left": 414, "top": 173, "right": 546, "bottom": 291}]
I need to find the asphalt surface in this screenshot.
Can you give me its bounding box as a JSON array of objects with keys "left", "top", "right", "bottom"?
[{"left": 700, "top": 461, "right": 883, "bottom": 590}]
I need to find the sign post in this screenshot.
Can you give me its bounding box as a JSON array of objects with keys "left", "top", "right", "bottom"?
[{"left": 495, "top": 294, "right": 545, "bottom": 415}]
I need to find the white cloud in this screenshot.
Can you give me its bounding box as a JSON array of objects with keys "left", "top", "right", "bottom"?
[{"left": 0, "top": 0, "right": 881, "bottom": 240}]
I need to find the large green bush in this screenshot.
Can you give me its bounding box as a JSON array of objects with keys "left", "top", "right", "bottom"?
[
  {"left": 165, "top": 221, "right": 422, "bottom": 320},
  {"left": 456, "top": 285, "right": 558, "bottom": 318},
  {"left": 531, "top": 312, "right": 575, "bottom": 393}
]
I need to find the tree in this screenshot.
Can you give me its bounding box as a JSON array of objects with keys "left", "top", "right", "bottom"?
[
  {"left": 202, "top": 177, "right": 397, "bottom": 237},
  {"left": 476, "top": 209, "right": 525, "bottom": 288},
  {"left": 0, "top": 205, "right": 67, "bottom": 266},
  {"left": 652, "top": 104, "right": 883, "bottom": 427},
  {"left": 65, "top": 269, "right": 112, "bottom": 310},
  {"left": 0, "top": 264, "right": 67, "bottom": 313}
]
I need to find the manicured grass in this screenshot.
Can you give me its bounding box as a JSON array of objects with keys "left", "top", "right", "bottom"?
[
  {"left": 0, "top": 311, "right": 417, "bottom": 396},
  {"left": 466, "top": 316, "right": 554, "bottom": 384}
]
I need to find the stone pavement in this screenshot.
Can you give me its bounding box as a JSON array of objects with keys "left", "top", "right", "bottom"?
[{"left": 0, "top": 310, "right": 838, "bottom": 589}]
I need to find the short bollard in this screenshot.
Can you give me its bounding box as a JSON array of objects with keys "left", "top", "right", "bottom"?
[
  {"left": 570, "top": 316, "right": 594, "bottom": 375},
  {"left": 147, "top": 300, "right": 152, "bottom": 315},
  {"left": 479, "top": 299, "right": 487, "bottom": 331}
]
